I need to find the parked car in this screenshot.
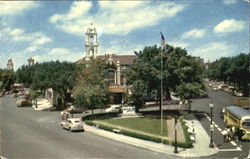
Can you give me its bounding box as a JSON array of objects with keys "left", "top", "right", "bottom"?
[
  {"left": 61, "top": 106, "right": 84, "bottom": 116},
  {"left": 105, "top": 105, "right": 122, "bottom": 113},
  {"left": 16, "top": 95, "right": 31, "bottom": 107},
  {"left": 61, "top": 118, "right": 84, "bottom": 132},
  {"left": 16, "top": 98, "right": 28, "bottom": 106}
]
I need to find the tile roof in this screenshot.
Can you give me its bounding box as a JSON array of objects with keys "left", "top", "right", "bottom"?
[{"left": 76, "top": 54, "right": 137, "bottom": 65}]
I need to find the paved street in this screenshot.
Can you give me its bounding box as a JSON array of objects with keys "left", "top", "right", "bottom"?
[
  {"left": 190, "top": 86, "right": 250, "bottom": 159},
  {"left": 0, "top": 87, "right": 249, "bottom": 159},
  {"left": 0, "top": 95, "right": 176, "bottom": 159}
]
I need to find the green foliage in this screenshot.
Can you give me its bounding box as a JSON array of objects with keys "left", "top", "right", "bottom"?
[
  {"left": 82, "top": 112, "right": 119, "bottom": 121},
  {"left": 19, "top": 101, "right": 32, "bottom": 107},
  {"left": 0, "top": 69, "right": 16, "bottom": 91},
  {"left": 16, "top": 61, "right": 78, "bottom": 106},
  {"left": 179, "top": 118, "right": 194, "bottom": 148},
  {"left": 29, "top": 90, "right": 38, "bottom": 99},
  {"left": 73, "top": 58, "right": 110, "bottom": 113},
  {"left": 207, "top": 53, "right": 250, "bottom": 96},
  {"left": 127, "top": 44, "right": 204, "bottom": 110}
]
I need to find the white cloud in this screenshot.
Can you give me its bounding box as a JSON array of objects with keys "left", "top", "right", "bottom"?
[
  {"left": 0, "top": 1, "right": 39, "bottom": 15},
  {"left": 169, "top": 42, "right": 189, "bottom": 48},
  {"left": 99, "top": 1, "right": 145, "bottom": 11},
  {"left": 34, "top": 50, "right": 83, "bottom": 63},
  {"left": 191, "top": 42, "right": 236, "bottom": 62},
  {"left": 223, "top": 0, "right": 237, "bottom": 5},
  {"left": 7, "top": 47, "right": 83, "bottom": 70},
  {"left": 49, "top": 2, "right": 186, "bottom": 36},
  {"left": 1, "top": 28, "right": 52, "bottom": 45},
  {"left": 47, "top": 48, "right": 71, "bottom": 55},
  {"left": 182, "top": 29, "right": 206, "bottom": 39},
  {"left": 214, "top": 19, "right": 246, "bottom": 33}
]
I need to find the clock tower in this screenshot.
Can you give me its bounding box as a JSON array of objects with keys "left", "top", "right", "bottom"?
[{"left": 85, "top": 23, "right": 99, "bottom": 61}]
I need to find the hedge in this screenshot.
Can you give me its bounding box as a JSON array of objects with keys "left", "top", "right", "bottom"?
[{"left": 82, "top": 112, "right": 119, "bottom": 121}]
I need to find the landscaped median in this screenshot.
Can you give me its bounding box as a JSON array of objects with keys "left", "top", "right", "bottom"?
[{"left": 82, "top": 112, "right": 193, "bottom": 148}]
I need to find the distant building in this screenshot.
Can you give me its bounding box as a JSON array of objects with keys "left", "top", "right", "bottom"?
[
  {"left": 27, "top": 58, "right": 35, "bottom": 66},
  {"left": 7, "top": 58, "right": 14, "bottom": 71}
]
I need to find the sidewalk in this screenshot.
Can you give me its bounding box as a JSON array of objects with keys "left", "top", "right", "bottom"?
[
  {"left": 83, "top": 118, "right": 218, "bottom": 158},
  {"left": 167, "top": 119, "right": 185, "bottom": 143},
  {"left": 32, "top": 98, "right": 53, "bottom": 111}
]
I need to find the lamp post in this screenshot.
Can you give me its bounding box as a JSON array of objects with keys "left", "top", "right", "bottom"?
[
  {"left": 209, "top": 103, "right": 214, "bottom": 148},
  {"left": 174, "top": 117, "right": 178, "bottom": 153}
]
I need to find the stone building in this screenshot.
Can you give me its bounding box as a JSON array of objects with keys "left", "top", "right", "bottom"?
[
  {"left": 27, "top": 58, "right": 35, "bottom": 66},
  {"left": 7, "top": 58, "right": 14, "bottom": 71},
  {"left": 77, "top": 23, "right": 136, "bottom": 103}
]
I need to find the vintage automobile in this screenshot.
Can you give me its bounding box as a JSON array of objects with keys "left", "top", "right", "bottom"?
[
  {"left": 61, "top": 118, "right": 84, "bottom": 132},
  {"left": 105, "top": 105, "right": 122, "bottom": 113}
]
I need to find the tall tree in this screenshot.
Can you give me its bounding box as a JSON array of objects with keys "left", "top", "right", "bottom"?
[
  {"left": 127, "top": 44, "right": 204, "bottom": 112},
  {"left": 73, "top": 58, "right": 110, "bottom": 114},
  {"left": 0, "top": 69, "right": 16, "bottom": 91},
  {"left": 207, "top": 53, "right": 249, "bottom": 96}
]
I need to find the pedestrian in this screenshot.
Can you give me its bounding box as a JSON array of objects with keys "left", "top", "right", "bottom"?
[
  {"left": 191, "top": 121, "right": 196, "bottom": 141},
  {"left": 226, "top": 127, "right": 231, "bottom": 141},
  {"left": 222, "top": 128, "right": 228, "bottom": 142},
  {"left": 231, "top": 126, "right": 236, "bottom": 140}
]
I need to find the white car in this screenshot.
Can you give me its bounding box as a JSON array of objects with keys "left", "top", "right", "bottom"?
[
  {"left": 61, "top": 118, "right": 84, "bottom": 132},
  {"left": 105, "top": 105, "right": 121, "bottom": 112}
]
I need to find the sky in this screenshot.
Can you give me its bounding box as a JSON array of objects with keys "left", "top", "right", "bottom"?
[{"left": 0, "top": 0, "right": 249, "bottom": 70}]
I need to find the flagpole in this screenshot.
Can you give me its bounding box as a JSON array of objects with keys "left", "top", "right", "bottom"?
[
  {"left": 160, "top": 45, "right": 163, "bottom": 137},
  {"left": 160, "top": 32, "right": 165, "bottom": 141}
]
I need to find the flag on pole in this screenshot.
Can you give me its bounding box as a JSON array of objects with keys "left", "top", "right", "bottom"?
[{"left": 160, "top": 32, "right": 165, "bottom": 47}]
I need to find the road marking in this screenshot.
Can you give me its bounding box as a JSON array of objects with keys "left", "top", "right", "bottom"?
[
  {"left": 203, "top": 113, "right": 240, "bottom": 148},
  {"left": 218, "top": 148, "right": 242, "bottom": 152},
  {"left": 230, "top": 141, "right": 237, "bottom": 146}
]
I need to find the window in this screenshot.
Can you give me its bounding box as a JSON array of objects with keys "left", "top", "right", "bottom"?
[{"left": 242, "top": 122, "right": 250, "bottom": 127}]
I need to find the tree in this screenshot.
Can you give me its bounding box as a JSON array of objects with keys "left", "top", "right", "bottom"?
[
  {"left": 73, "top": 58, "right": 110, "bottom": 114},
  {"left": 207, "top": 53, "right": 249, "bottom": 96},
  {"left": 0, "top": 69, "right": 16, "bottom": 92},
  {"left": 32, "top": 61, "right": 77, "bottom": 107},
  {"left": 127, "top": 44, "right": 204, "bottom": 112},
  {"left": 17, "top": 61, "right": 78, "bottom": 108}
]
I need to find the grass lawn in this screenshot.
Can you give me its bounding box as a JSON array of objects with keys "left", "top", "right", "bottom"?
[{"left": 99, "top": 117, "right": 168, "bottom": 137}]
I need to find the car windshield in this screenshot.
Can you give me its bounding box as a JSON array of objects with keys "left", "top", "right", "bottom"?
[
  {"left": 242, "top": 122, "right": 250, "bottom": 126},
  {"left": 74, "top": 120, "right": 80, "bottom": 123}
]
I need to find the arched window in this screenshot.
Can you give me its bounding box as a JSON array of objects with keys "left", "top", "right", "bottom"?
[{"left": 106, "top": 69, "right": 116, "bottom": 85}]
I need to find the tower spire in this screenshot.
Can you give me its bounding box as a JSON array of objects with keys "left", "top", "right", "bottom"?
[{"left": 85, "top": 23, "right": 99, "bottom": 60}]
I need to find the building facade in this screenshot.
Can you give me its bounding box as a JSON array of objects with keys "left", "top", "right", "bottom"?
[
  {"left": 27, "top": 58, "right": 35, "bottom": 66},
  {"left": 7, "top": 58, "right": 14, "bottom": 71},
  {"left": 77, "top": 23, "right": 136, "bottom": 103}
]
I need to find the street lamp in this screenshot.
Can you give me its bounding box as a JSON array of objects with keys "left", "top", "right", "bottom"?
[
  {"left": 209, "top": 103, "right": 214, "bottom": 148},
  {"left": 174, "top": 117, "right": 178, "bottom": 153}
]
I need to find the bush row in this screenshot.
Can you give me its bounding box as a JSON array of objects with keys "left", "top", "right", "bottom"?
[
  {"left": 178, "top": 119, "right": 193, "bottom": 148},
  {"left": 82, "top": 112, "right": 119, "bottom": 121}
]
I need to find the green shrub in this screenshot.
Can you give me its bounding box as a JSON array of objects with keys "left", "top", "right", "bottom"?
[
  {"left": 20, "top": 101, "right": 32, "bottom": 107},
  {"left": 85, "top": 120, "right": 96, "bottom": 126},
  {"left": 82, "top": 112, "right": 119, "bottom": 121},
  {"left": 120, "top": 129, "right": 163, "bottom": 143},
  {"left": 179, "top": 119, "right": 193, "bottom": 148}
]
